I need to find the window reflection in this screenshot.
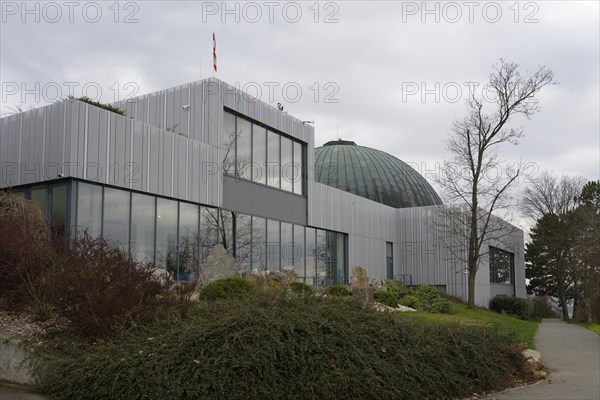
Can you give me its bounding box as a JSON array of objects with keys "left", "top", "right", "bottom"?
[
  {"left": 77, "top": 182, "right": 102, "bottom": 238},
  {"left": 305, "top": 228, "right": 316, "bottom": 284},
  {"left": 267, "top": 130, "right": 280, "bottom": 189},
  {"left": 267, "top": 219, "right": 280, "bottom": 271},
  {"left": 293, "top": 142, "right": 303, "bottom": 195},
  {"left": 252, "top": 125, "right": 266, "bottom": 184},
  {"left": 236, "top": 118, "right": 252, "bottom": 180},
  {"left": 252, "top": 217, "right": 266, "bottom": 271},
  {"left": 280, "top": 222, "right": 293, "bottom": 268},
  {"left": 156, "top": 198, "right": 178, "bottom": 275},
  {"left": 293, "top": 224, "right": 304, "bottom": 281},
  {"left": 200, "top": 206, "right": 219, "bottom": 263},
  {"left": 50, "top": 184, "right": 67, "bottom": 236},
  {"left": 223, "top": 112, "right": 236, "bottom": 174},
  {"left": 280, "top": 137, "right": 293, "bottom": 192},
  {"left": 103, "top": 187, "right": 130, "bottom": 247},
  {"left": 236, "top": 213, "right": 252, "bottom": 272},
  {"left": 179, "top": 202, "right": 199, "bottom": 281},
  {"left": 131, "top": 193, "right": 155, "bottom": 264}
]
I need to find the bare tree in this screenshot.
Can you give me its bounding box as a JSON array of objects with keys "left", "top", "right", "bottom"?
[
  {"left": 521, "top": 169, "right": 586, "bottom": 219},
  {"left": 437, "top": 60, "right": 556, "bottom": 307}
]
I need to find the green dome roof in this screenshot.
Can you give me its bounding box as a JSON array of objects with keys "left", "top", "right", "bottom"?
[{"left": 314, "top": 140, "right": 442, "bottom": 208}]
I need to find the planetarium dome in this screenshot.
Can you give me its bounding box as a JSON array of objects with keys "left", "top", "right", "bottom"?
[{"left": 314, "top": 140, "right": 443, "bottom": 209}]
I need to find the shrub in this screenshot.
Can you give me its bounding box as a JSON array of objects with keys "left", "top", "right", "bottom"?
[
  {"left": 44, "top": 233, "right": 164, "bottom": 338},
  {"left": 72, "top": 96, "right": 125, "bottom": 115},
  {"left": 198, "top": 277, "right": 257, "bottom": 301},
  {"left": 384, "top": 279, "right": 411, "bottom": 299},
  {"left": 400, "top": 294, "right": 422, "bottom": 310},
  {"left": 290, "top": 282, "right": 312, "bottom": 294},
  {"left": 408, "top": 285, "right": 451, "bottom": 313},
  {"left": 374, "top": 291, "right": 399, "bottom": 307},
  {"left": 489, "top": 295, "right": 536, "bottom": 320},
  {"left": 36, "top": 297, "right": 531, "bottom": 400},
  {"left": 324, "top": 285, "right": 350, "bottom": 297},
  {"left": 0, "top": 191, "right": 53, "bottom": 308}
]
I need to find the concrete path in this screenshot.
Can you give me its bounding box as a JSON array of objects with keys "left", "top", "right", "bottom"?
[
  {"left": 484, "top": 319, "right": 600, "bottom": 400},
  {"left": 0, "top": 383, "right": 47, "bottom": 400}
]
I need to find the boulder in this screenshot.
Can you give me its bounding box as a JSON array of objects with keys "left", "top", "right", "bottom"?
[
  {"left": 351, "top": 266, "right": 373, "bottom": 305},
  {"left": 371, "top": 278, "right": 387, "bottom": 293}
]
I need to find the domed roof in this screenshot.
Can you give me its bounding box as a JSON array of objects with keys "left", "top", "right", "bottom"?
[{"left": 314, "top": 140, "right": 442, "bottom": 208}]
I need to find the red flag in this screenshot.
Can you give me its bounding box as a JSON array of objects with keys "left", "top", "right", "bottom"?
[{"left": 212, "top": 32, "right": 217, "bottom": 73}]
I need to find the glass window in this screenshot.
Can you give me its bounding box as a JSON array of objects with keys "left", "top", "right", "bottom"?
[
  {"left": 103, "top": 187, "right": 130, "bottom": 248},
  {"left": 280, "top": 137, "right": 293, "bottom": 192},
  {"left": 267, "top": 130, "right": 280, "bottom": 189},
  {"left": 223, "top": 112, "right": 236, "bottom": 174},
  {"left": 280, "top": 222, "right": 293, "bottom": 269},
  {"left": 266, "top": 219, "right": 280, "bottom": 271},
  {"left": 305, "top": 228, "right": 317, "bottom": 285},
  {"left": 50, "top": 184, "right": 67, "bottom": 236},
  {"left": 130, "top": 193, "right": 155, "bottom": 265},
  {"left": 30, "top": 186, "right": 47, "bottom": 216},
  {"left": 489, "top": 246, "right": 514, "bottom": 285},
  {"left": 220, "top": 210, "right": 235, "bottom": 256},
  {"left": 252, "top": 217, "right": 266, "bottom": 271},
  {"left": 200, "top": 206, "right": 219, "bottom": 263},
  {"left": 179, "top": 202, "right": 199, "bottom": 281},
  {"left": 316, "top": 229, "right": 327, "bottom": 285},
  {"left": 235, "top": 213, "right": 252, "bottom": 272},
  {"left": 156, "top": 198, "right": 178, "bottom": 276},
  {"left": 77, "top": 183, "right": 102, "bottom": 239},
  {"left": 293, "top": 225, "right": 305, "bottom": 282},
  {"left": 252, "top": 124, "right": 267, "bottom": 184},
  {"left": 293, "top": 142, "right": 303, "bottom": 195},
  {"left": 236, "top": 118, "right": 252, "bottom": 180}
]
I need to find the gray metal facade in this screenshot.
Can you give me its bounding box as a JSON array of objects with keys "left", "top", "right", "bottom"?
[{"left": 0, "top": 77, "right": 525, "bottom": 307}]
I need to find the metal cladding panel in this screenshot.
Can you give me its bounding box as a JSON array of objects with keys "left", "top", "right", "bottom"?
[
  {"left": 148, "top": 126, "right": 160, "bottom": 194},
  {"left": 131, "top": 121, "right": 144, "bottom": 192},
  {"left": 86, "top": 106, "right": 100, "bottom": 179}
]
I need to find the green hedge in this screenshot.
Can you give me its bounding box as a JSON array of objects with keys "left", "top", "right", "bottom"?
[
  {"left": 489, "top": 295, "right": 536, "bottom": 320},
  {"left": 198, "top": 278, "right": 257, "bottom": 301},
  {"left": 36, "top": 296, "right": 530, "bottom": 400},
  {"left": 324, "top": 285, "right": 350, "bottom": 297}
]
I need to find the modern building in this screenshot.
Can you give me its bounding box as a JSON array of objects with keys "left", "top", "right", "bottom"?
[{"left": 0, "top": 78, "right": 525, "bottom": 306}]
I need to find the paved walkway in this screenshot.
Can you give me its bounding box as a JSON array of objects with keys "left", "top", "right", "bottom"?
[
  {"left": 484, "top": 319, "right": 600, "bottom": 400},
  {"left": 0, "top": 383, "right": 47, "bottom": 400}
]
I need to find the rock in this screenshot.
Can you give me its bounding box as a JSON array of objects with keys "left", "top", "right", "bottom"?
[
  {"left": 372, "top": 278, "right": 387, "bottom": 292},
  {"left": 198, "top": 245, "right": 239, "bottom": 287},
  {"left": 532, "top": 370, "right": 547, "bottom": 379},
  {"left": 242, "top": 268, "right": 297, "bottom": 293},
  {"left": 522, "top": 349, "right": 542, "bottom": 371},
  {"left": 351, "top": 266, "right": 374, "bottom": 305},
  {"left": 397, "top": 305, "right": 417, "bottom": 312}
]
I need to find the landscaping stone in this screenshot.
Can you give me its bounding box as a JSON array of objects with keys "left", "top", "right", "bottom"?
[
  {"left": 371, "top": 278, "right": 387, "bottom": 292},
  {"left": 351, "top": 266, "right": 373, "bottom": 305}
]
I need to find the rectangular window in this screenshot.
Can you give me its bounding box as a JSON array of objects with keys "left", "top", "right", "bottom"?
[
  {"left": 236, "top": 118, "right": 252, "bottom": 180},
  {"left": 293, "top": 224, "right": 305, "bottom": 282},
  {"left": 156, "top": 198, "right": 178, "bottom": 275},
  {"left": 103, "top": 187, "right": 130, "bottom": 248},
  {"left": 280, "top": 137, "right": 293, "bottom": 192},
  {"left": 305, "top": 228, "right": 317, "bottom": 285},
  {"left": 50, "top": 183, "right": 67, "bottom": 237},
  {"left": 30, "top": 186, "right": 47, "bottom": 216},
  {"left": 252, "top": 124, "right": 267, "bottom": 184},
  {"left": 200, "top": 206, "right": 219, "bottom": 264},
  {"left": 489, "top": 246, "right": 514, "bottom": 285},
  {"left": 293, "top": 142, "right": 303, "bottom": 195},
  {"left": 131, "top": 193, "right": 155, "bottom": 264},
  {"left": 267, "top": 219, "right": 280, "bottom": 271},
  {"left": 386, "top": 242, "right": 393, "bottom": 280},
  {"left": 252, "top": 216, "right": 266, "bottom": 271},
  {"left": 77, "top": 182, "right": 102, "bottom": 239},
  {"left": 280, "top": 222, "right": 293, "bottom": 268},
  {"left": 235, "top": 213, "right": 252, "bottom": 272},
  {"left": 223, "top": 112, "right": 236, "bottom": 175},
  {"left": 267, "top": 130, "right": 280, "bottom": 189},
  {"left": 179, "top": 202, "right": 199, "bottom": 281}
]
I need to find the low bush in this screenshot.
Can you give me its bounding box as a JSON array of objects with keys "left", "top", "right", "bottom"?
[
  {"left": 489, "top": 295, "right": 536, "bottom": 320},
  {"left": 45, "top": 234, "right": 165, "bottom": 338},
  {"left": 198, "top": 277, "right": 257, "bottom": 301},
  {"left": 384, "top": 279, "right": 411, "bottom": 299},
  {"left": 374, "top": 291, "right": 399, "bottom": 307},
  {"left": 290, "top": 282, "right": 312, "bottom": 294},
  {"left": 399, "top": 294, "right": 422, "bottom": 310},
  {"left": 323, "top": 285, "right": 350, "bottom": 297},
  {"left": 400, "top": 285, "right": 450, "bottom": 313},
  {"left": 35, "top": 296, "right": 531, "bottom": 400}
]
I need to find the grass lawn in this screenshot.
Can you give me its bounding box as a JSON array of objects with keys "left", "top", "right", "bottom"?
[
  {"left": 577, "top": 323, "right": 600, "bottom": 335},
  {"left": 397, "top": 302, "right": 540, "bottom": 349}
]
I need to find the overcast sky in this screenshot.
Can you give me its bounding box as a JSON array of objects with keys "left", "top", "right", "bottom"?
[{"left": 1, "top": 0, "right": 599, "bottom": 217}]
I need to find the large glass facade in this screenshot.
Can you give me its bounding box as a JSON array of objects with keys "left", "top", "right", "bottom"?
[
  {"left": 223, "top": 110, "right": 305, "bottom": 195},
  {"left": 17, "top": 179, "right": 346, "bottom": 285}
]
